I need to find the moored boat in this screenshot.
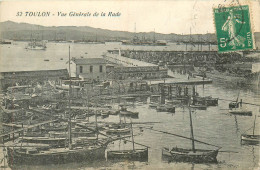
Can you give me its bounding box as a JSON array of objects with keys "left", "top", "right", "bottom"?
[
  {"left": 162, "top": 147, "right": 219, "bottom": 163},
  {"left": 241, "top": 115, "right": 260, "bottom": 145},
  {"left": 241, "top": 134, "right": 260, "bottom": 145},
  {"left": 161, "top": 108, "right": 220, "bottom": 163},
  {"left": 189, "top": 104, "right": 207, "bottom": 110},
  {"left": 107, "top": 119, "right": 148, "bottom": 161},
  {"left": 156, "top": 104, "right": 175, "bottom": 113},
  {"left": 7, "top": 144, "right": 106, "bottom": 166},
  {"left": 105, "top": 127, "right": 131, "bottom": 135},
  {"left": 107, "top": 148, "right": 148, "bottom": 161},
  {"left": 229, "top": 101, "right": 239, "bottom": 109},
  {"left": 18, "top": 137, "right": 66, "bottom": 147},
  {"left": 149, "top": 102, "right": 158, "bottom": 108},
  {"left": 229, "top": 109, "right": 252, "bottom": 116},
  {"left": 192, "top": 96, "right": 218, "bottom": 106},
  {"left": 120, "top": 111, "right": 139, "bottom": 118}
]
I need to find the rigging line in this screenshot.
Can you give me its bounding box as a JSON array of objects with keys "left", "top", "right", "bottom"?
[{"left": 143, "top": 127, "right": 221, "bottom": 149}]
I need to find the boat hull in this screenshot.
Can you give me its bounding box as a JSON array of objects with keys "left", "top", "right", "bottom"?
[
  {"left": 241, "top": 134, "right": 260, "bottom": 145},
  {"left": 19, "top": 137, "right": 66, "bottom": 147},
  {"left": 156, "top": 106, "right": 175, "bottom": 113},
  {"left": 7, "top": 145, "right": 106, "bottom": 166},
  {"left": 229, "top": 110, "right": 252, "bottom": 116},
  {"left": 107, "top": 148, "right": 148, "bottom": 161},
  {"left": 162, "top": 147, "right": 218, "bottom": 163},
  {"left": 189, "top": 105, "right": 207, "bottom": 110},
  {"left": 106, "top": 128, "right": 131, "bottom": 135}
]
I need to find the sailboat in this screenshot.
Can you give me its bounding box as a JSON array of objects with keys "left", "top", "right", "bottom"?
[
  {"left": 162, "top": 109, "right": 220, "bottom": 163},
  {"left": 229, "top": 99, "right": 252, "bottom": 116},
  {"left": 241, "top": 115, "right": 260, "bottom": 145},
  {"left": 6, "top": 46, "right": 107, "bottom": 166},
  {"left": 107, "top": 118, "right": 148, "bottom": 161},
  {"left": 105, "top": 114, "right": 131, "bottom": 135}
]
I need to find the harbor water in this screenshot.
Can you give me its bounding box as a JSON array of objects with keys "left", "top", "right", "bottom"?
[{"left": 0, "top": 42, "right": 259, "bottom": 170}]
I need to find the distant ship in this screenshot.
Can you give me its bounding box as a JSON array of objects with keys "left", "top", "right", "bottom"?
[
  {"left": 121, "top": 39, "right": 167, "bottom": 46},
  {"left": 0, "top": 40, "right": 12, "bottom": 44},
  {"left": 26, "top": 40, "right": 47, "bottom": 50}
]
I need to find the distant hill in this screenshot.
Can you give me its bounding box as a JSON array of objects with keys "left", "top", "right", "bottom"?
[{"left": 0, "top": 21, "right": 259, "bottom": 45}]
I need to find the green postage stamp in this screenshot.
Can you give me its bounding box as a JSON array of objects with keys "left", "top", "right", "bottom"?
[{"left": 214, "top": 5, "right": 254, "bottom": 53}]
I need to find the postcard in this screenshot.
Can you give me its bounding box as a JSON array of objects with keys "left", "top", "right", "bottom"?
[{"left": 0, "top": 0, "right": 259, "bottom": 169}]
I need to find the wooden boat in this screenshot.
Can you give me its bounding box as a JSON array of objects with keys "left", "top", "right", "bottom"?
[
  {"left": 229, "top": 92, "right": 240, "bottom": 109},
  {"left": 120, "top": 111, "right": 139, "bottom": 118},
  {"left": 18, "top": 137, "right": 66, "bottom": 147},
  {"left": 162, "top": 147, "right": 218, "bottom": 163},
  {"left": 161, "top": 108, "right": 220, "bottom": 163},
  {"left": 166, "top": 100, "right": 181, "bottom": 105},
  {"left": 107, "top": 119, "right": 148, "bottom": 161},
  {"left": 107, "top": 148, "right": 148, "bottom": 161},
  {"left": 189, "top": 104, "right": 207, "bottom": 110},
  {"left": 229, "top": 109, "right": 252, "bottom": 116},
  {"left": 156, "top": 104, "right": 175, "bottom": 113},
  {"left": 241, "top": 115, "right": 260, "bottom": 145},
  {"left": 41, "top": 125, "right": 68, "bottom": 132},
  {"left": 7, "top": 144, "right": 105, "bottom": 166},
  {"left": 119, "top": 105, "right": 139, "bottom": 118},
  {"left": 101, "top": 110, "right": 110, "bottom": 118},
  {"left": 229, "top": 101, "right": 239, "bottom": 109},
  {"left": 149, "top": 102, "right": 158, "bottom": 108},
  {"left": 192, "top": 96, "right": 218, "bottom": 106},
  {"left": 108, "top": 109, "right": 119, "bottom": 115},
  {"left": 241, "top": 134, "right": 260, "bottom": 145}
]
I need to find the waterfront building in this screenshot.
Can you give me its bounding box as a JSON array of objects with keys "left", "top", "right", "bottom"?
[
  {"left": 69, "top": 58, "right": 107, "bottom": 81},
  {"left": 0, "top": 69, "right": 68, "bottom": 91}
]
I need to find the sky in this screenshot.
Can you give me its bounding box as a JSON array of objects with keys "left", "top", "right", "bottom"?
[{"left": 0, "top": 0, "right": 259, "bottom": 34}]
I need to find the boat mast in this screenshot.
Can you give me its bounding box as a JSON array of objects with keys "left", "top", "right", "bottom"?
[
  {"left": 95, "top": 30, "right": 98, "bottom": 42},
  {"left": 153, "top": 28, "right": 155, "bottom": 43},
  {"left": 130, "top": 118, "right": 135, "bottom": 151},
  {"left": 189, "top": 109, "right": 195, "bottom": 153},
  {"left": 236, "top": 91, "right": 240, "bottom": 103},
  {"left": 95, "top": 109, "right": 99, "bottom": 140},
  {"left": 68, "top": 45, "right": 72, "bottom": 149},
  {"left": 253, "top": 115, "right": 256, "bottom": 136}
]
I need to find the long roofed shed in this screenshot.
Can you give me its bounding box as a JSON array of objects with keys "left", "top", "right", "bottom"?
[{"left": 72, "top": 58, "right": 108, "bottom": 65}]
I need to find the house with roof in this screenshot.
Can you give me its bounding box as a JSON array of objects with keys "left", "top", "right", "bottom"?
[{"left": 69, "top": 58, "right": 107, "bottom": 80}]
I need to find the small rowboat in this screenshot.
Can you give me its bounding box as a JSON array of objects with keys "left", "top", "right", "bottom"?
[
  {"left": 241, "top": 115, "right": 259, "bottom": 145},
  {"left": 105, "top": 127, "right": 131, "bottom": 135},
  {"left": 229, "top": 101, "right": 239, "bottom": 109},
  {"left": 229, "top": 109, "right": 252, "bottom": 116},
  {"left": 120, "top": 111, "right": 139, "bottom": 118},
  {"left": 107, "top": 148, "right": 148, "bottom": 161},
  {"left": 189, "top": 104, "right": 207, "bottom": 110},
  {"left": 156, "top": 105, "right": 175, "bottom": 113},
  {"left": 19, "top": 137, "right": 66, "bottom": 147},
  {"left": 241, "top": 134, "right": 260, "bottom": 145},
  {"left": 149, "top": 102, "right": 158, "bottom": 108},
  {"left": 162, "top": 147, "right": 219, "bottom": 163}
]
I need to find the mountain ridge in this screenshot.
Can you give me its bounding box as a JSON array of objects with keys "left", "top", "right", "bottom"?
[{"left": 0, "top": 21, "right": 259, "bottom": 44}]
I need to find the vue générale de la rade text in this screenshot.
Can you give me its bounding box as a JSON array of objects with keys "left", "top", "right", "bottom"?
[{"left": 16, "top": 11, "right": 121, "bottom": 17}]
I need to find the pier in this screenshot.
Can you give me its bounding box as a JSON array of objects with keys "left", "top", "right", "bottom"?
[{"left": 105, "top": 52, "right": 212, "bottom": 86}]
